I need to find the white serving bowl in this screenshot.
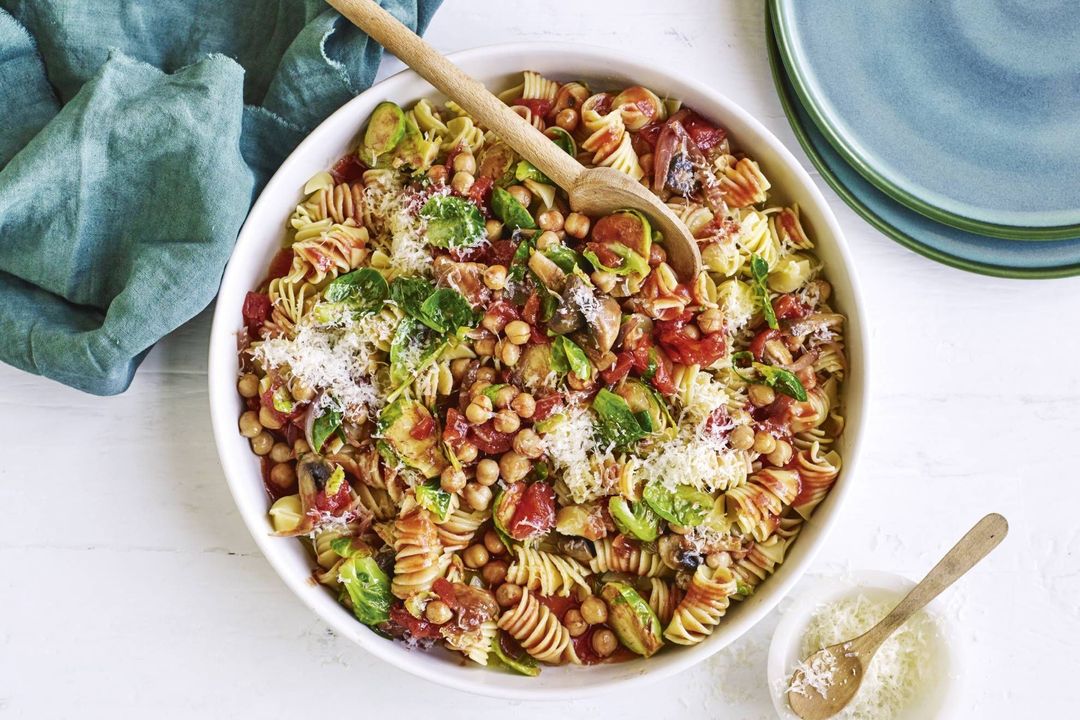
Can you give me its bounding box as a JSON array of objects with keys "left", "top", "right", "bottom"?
[
  {"left": 768, "top": 571, "right": 960, "bottom": 719},
  {"left": 208, "top": 42, "right": 868, "bottom": 700}
]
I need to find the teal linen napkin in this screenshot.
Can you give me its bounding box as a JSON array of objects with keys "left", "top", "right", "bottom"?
[{"left": 0, "top": 0, "right": 441, "bottom": 394}]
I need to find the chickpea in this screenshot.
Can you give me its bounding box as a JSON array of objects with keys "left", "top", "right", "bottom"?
[
  {"left": 493, "top": 384, "right": 519, "bottom": 409},
  {"left": 495, "top": 582, "right": 523, "bottom": 608},
  {"left": 440, "top": 466, "right": 467, "bottom": 493},
  {"left": 451, "top": 170, "right": 475, "bottom": 195},
  {"left": 748, "top": 383, "right": 776, "bottom": 407},
  {"left": 538, "top": 210, "right": 565, "bottom": 232},
  {"left": 463, "top": 482, "right": 493, "bottom": 512},
  {"left": 293, "top": 438, "right": 311, "bottom": 456},
  {"left": 564, "top": 212, "right": 590, "bottom": 239},
  {"left": 269, "top": 442, "right": 293, "bottom": 464},
  {"left": 424, "top": 599, "right": 453, "bottom": 625},
  {"left": 463, "top": 543, "right": 490, "bottom": 569},
  {"left": 697, "top": 307, "right": 724, "bottom": 335},
  {"left": 456, "top": 442, "right": 478, "bottom": 464},
  {"left": 483, "top": 528, "right": 507, "bottom": 555},
  {"left": 564, "top": 608, "right": 588, "bottom": 637},
  {"left": 511, "top": 392, "right": 536, "bottom": 419},
  {"left": 481, "top": 559, "right": 509, "bottom": 586},
  {"left": 466, "top": 396, "right": 494, "bottom": 425},
  {"left": 580, "top": 596, "right": 608, "bottom": 625},
  {"left": 536, "top": 230, "right": 560, "bottom": 251},
  {"left": 729, "top": 424, "right": 755, "bottom": 451},
  {"left": 449, "top": 357, "right": 472, "bottom": 381},
  {"left": 485, "top": 218, "right": 504, "bottom": 240},
  {"left": 504, "top": 320, "right": 531, "bottom": 345},
  {"left": 493, "top": 409, "right": 521, "bottom": 434},
  {"left": 482, "top": 310, "right": 508, "bottom": 335},
  {"left": 452, "top": 152, "right": 477, "bottom": 175},
  {"left": 475, "top": 366, "right": 498, "bottom": 383},
  {"left": 251, "top": 431, "right": 274, "bottom": 456},
  {"left": 484, "top": 264, "right": 508, "bottom": 291},
  {"left": 237, "top": 373, "right": 259, "bottom": 398},
  {"left": 238, "top": 410, "right": 262, "bottom": 438},
  {"left": 556, "top": 107, "right": 579, "bottom": 132},
  {"left": 476, "top": 458, "right": 501, "bottom": 486},
  {"left": 767, "top": 439, "right": 794, "bottom": 467},
  {"left": 499, "top": 340, "right": 522, "bottom": 367},
  {"left": 512, "top": 428, "right": 544, "bottom": 459},
  {"left": 258, "top": 405, "right": 283, "bottom": 430},
  {"left": 426, "top": 164, "right": 448, "bottom": 184},
  {"left": 475, "top": 336, "right": 497, "bottom": 357},
  {"left": 290, "top": 381, "right": 316, "bottom": 403},
  {"left": 591, "top": 270, "right": 617, "bottom": 293},
  {"left": 268, "top": 462, "right": 297, "bottom": 491},
  {"left": 592, "top": 628, "right": 618, "bottom": 658},
  {"left": 567, "top": 370, "right": 594, "bottom": 392},
  {"left": 499, "top": 451, "right": 531, "bottom": 483},
  {"left": 753, "top": 431, "right": 777, "bottom": 455},
  {"left": 507, "top": 184, "right": 531, "bottom": 207},
  {"left": 706, "top": 552, "right": 730, "bottom": 569},
  {"left": 649, "top": 243, "right": 667, "bottom": 267},
  {"left": 682, "top": 324, "right": 701, "bottom": 340}
]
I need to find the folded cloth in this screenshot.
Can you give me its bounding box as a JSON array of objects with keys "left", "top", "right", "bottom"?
[{"left": 0, "top": 0, "right": 441, "bottom": 394}]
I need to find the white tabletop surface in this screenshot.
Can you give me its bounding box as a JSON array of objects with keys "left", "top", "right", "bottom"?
[{"left": 3, "top": 1, "right": 1078, "bottom": 717}]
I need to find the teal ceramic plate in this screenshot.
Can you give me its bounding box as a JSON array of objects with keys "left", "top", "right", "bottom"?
[
  {"left": 767, "top": 15, "right": 1080, "bottom": 279},
  {"left": 772, "top": 0, "right": 1080, "bottom": 241}
]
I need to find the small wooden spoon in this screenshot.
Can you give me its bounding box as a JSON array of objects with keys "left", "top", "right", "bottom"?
[
  {"left": 787, "top": 513, "right": 1008, "bottom": 719},
  {"left": 327, "top": 0, "right": 703, "bottom": 280}
]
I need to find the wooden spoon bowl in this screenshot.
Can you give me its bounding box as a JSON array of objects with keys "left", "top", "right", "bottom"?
[{"left": 327, "top": 0, "right": 702, "bottom": 280}]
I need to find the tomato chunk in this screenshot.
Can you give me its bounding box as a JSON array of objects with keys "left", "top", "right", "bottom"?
[
  {"left": 242, "top": 291, "right": 272, "bottom": 333},
  {"left": 388, "top": 604, "right": 442, "bottom": 640},
  {"left": 507, "top": 482, "right": 556, "bottom": 541}
]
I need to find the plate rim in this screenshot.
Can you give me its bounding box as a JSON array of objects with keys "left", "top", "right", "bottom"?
[
  {"left": 766, "top": 11, "right": 1080, "bottom": 280},
  {"left": 769, "top": 0, "right": 1080, "bottom": 242}
]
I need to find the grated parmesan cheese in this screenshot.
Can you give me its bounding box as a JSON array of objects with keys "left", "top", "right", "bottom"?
[
  {"left": 363, "top": 181, "right": 434, "bottom": 277},
  {"left": 637, "top": 429, "right": 747, "bottom": 494},
  {"left": 540, "top": 407, "right": 614, "bottom": 503},
  {"left": 568, "top": 282, "right": 603, "bottom": 324},
  {"left": 254, "top": 319, "right": 384, "bottom": 420},
  {"left": 789, "top": 594, "right": 934, "bottom": 720}
]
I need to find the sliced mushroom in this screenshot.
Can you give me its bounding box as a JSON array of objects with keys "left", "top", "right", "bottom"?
[
  {"left": 434, "top": 257, "right": 489, "bottom": 306},
  {"left": 527, "top": 250, "right": 567, "bottom": 292}
]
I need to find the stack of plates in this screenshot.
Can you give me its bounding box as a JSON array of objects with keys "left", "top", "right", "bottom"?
[{"left": 767, "top": 0, "right": 1080, "bottom": 278}]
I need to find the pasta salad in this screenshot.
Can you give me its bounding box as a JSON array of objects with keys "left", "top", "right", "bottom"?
[{"left": 235, "top": 70, "right": 846, "bottom": 673}]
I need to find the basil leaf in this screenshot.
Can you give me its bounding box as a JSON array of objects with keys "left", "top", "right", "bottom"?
[
  {"left": 311, "top": 405, "right": 343, "bottom": 453},
  {"left": 338, "top": 554, "right": 392, "bottom": 626},
  {"left": 756, "top": 363, "right": 808, "bottom": 402},
  {"left": 415, "top": 479, "right": 453, "bottom": 522},
  {"left": 608, "top": 497, "right": 660, "bottom": 542},
  {"left": 390, "top": 276, "right": 435, "bottom": 318},
  {"left": 324, "top": 268, "right": 388, "bottom": 315},
  {"left": 642, "top": 483, "right": 713, "bottom": 526},
  {"left": 750, "top": 254, "right": 779, "bottom": 330},
  {"left": 419, "top": 288, "right": 480, "bottom": 336},
  {"left": 592, "top": 388, "right": 646, "bottom": 448},
  {"left": 421, "top": 194, "right": 486, "bottom": 248},
  {"left": 551, "top": 335, "right": 591, "bottom": 380}
]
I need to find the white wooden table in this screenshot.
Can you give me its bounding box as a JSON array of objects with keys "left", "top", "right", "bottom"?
[{"left": 2, "top": 1, "right": 1077, "bottom": 717}]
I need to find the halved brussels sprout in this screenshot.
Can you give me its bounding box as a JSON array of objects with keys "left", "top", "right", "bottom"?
[
  {"left": 599, "top": 582, "right": 664, "bottom": 657},
  {"left": 555, "top": 503, "right": 607, "bottom": 541},
  {"left": 491, "top": 186, "right": 536, "bottom": 230},
  {"left": 377, "top": 398, "right": 447, "bottom": 478},
  {"left": 615, "top": 379, "right": 669, "bottom": 434},
  {"left": 362, "top": 101, "right": 406, "bottom": 162},
  {"left": 608, "top": 497, "right": 660, "bottom": 542}
]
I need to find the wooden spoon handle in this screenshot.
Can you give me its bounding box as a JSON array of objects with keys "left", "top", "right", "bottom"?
[
  {"left": 327, "top": 0, "right": 585, "bottom": 190},
  {"left": 857, "top": 513, "right": 1008, "bottom": 654}
]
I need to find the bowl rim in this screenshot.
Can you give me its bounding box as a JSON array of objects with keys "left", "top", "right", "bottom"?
[
  {"left": 207, "top": 40, "right": 870, "bottom": 700},
  {"left": 766, "top": 570, "right": 962, "bottom": 719}
]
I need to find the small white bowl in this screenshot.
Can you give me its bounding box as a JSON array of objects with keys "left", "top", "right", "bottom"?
[
  {"left": 208, "top": 42, "right": 869, "bottom": 699},
  {"left": 768, "top": 571, "right": 961, "bottom": 719}
]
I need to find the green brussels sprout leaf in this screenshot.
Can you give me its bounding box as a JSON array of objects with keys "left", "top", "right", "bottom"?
[
  {"left": 421, "top": 194, "right": 486, "bottom": 249},
  {"left": 338, "top": 554, "right": 392, "bottom": 627},
  {"left": 415, "top": 479, "right": 454, "bottom": 522},
  {"left": 608, "top": 497, "right": 661, "bottom": 542},
  {"left": 583, "top": 243, "right": 650, "bottom": 277},
  {"left": 599, "top": 582, "right": 664, "bottom": 657},
  {"left": 390, "top": 276, "right": 436, "bottom": 318},
  {"left": 418, "top": 288, "right": 480, "bottom": 336},
  {"left": 491, "top": 186, "right": 536, "bottom": 230},
  {"left": 551, "top": 335, "right": 592, "bottom": 381},
  {"left": 592, "top": 388, "right": 647, "bottom": 448},
  {"left": 324, "top": 268, "right": 389, "bottom": 315},
  {"left": 642, "top": 482, "right": 713, "bottom": 526},
  {"left": 311, "top": 404, "right": 343, "bottom": 453},
  {"left": 544, "top": 126, "right": 577, "bottom": 156},
  {"left": 491, "top": 632, "right": 541, "bottom": 676}
]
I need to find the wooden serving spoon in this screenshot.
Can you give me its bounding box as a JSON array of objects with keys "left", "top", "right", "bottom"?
[
  {"left": 787, "top": 513, "right": 1008, "bottom": 720},
  {"left": 326, "top": 0, "right": 703, "bottom": 280}
]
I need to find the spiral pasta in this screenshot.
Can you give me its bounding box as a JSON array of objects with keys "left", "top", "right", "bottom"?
[
  {"left": 730, "top": 516, "right": 803, "bottom": 599},
  {"left": 505, "top": 546, "right": 592, "bottom": 597},
  {"left": 715, "top": 155, "right": 771, "bottom": 208},
  {"left": 647, "top": 577, "right": 684, "bottom": 626},
  {"left": 581, "top": 93, "right": 644, "bottom": 180},
  {"left": 664, "top": 565, "right": 738, "bottom": 645},
  {"left": 497, "top": 589, "right": 580, "bottom": 665},
  {"left": 725, "top": 468, "right": 801, "bottom": 542},
  {"left": 590, "top": 538, "right": 670, "bottom": 577},
  {"left": 435, "top": 506, "right": 489, "bottom": 550},
  {"left": 391, "top": 508, "right": 446, "bottom": 599},
  {"left": 792, "top": 441, "right": 842, "bottom": 520},
  {"left": 443, "top": 619, "right": 497, "bottom": 666}
]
